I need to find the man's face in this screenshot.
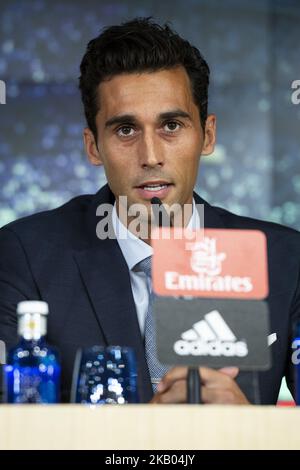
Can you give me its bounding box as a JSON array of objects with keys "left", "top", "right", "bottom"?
[{"left": 84, "top": 66, "right": 216, "bottom": 218}]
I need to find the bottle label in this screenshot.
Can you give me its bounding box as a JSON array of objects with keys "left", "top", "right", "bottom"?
[
  {"left": 5, "top": 365, "right": 60, "bottom": 403},
  {"left": 18, "top": 314, "right": 47, "bottom": 340}
]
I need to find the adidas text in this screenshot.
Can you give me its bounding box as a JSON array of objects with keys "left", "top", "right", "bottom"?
[{"left": 174, "top": 339, "right": 248, "bottom": 357}]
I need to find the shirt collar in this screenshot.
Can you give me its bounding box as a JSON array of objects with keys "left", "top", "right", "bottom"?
[{"left": 112, "top": 198, "right": 200, "bottom": 271}]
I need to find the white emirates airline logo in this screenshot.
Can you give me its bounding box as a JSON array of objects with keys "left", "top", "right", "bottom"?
[
  {"left": 165, "top": 237, "right": 253, "bottom": 293},
  {"left": 189, "top": 237, "right": 226, "bottom": 276},
  {"left": 174, "top": 310, "right": 248, "bottom": 357}
]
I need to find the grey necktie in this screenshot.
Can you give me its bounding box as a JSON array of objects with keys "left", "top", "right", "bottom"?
[{"left": 134, "top": 256, "right": 170, "bottom": 392}]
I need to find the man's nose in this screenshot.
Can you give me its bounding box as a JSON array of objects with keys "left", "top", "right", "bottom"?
[{"left": 138, "top": 132, "right": 164, "bottom": 168}]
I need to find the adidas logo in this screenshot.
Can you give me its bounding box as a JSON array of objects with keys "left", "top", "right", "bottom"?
[{"left": 173, "top": 310, "right": 248, "bottom": 357}]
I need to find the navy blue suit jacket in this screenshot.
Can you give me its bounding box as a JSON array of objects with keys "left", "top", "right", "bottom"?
[{"left": 0, "top": 184, "right": 300, "bottom": 403}]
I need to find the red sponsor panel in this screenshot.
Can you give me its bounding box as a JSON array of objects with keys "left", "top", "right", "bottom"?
[{"left": 152, "top": 228, "right": 268, "bottom": 299}]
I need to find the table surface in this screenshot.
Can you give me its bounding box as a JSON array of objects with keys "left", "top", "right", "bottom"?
[{"left": 0, "top": 404, "right": 299, "bottom": 450}]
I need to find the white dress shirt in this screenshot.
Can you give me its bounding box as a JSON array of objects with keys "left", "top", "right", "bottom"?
[{"left": 112, "top": 200, "right": 201, "bottom": 335}]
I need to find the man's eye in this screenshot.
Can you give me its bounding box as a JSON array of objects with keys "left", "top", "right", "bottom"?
[
  {"left": 163, "top": 121, "right": 181, "bottom": 132},
  {"left": 116, "top": 126, "right": 135, "bottom": 137}
]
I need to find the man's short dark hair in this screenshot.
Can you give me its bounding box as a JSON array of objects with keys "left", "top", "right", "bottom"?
[{"left": 79, "top": 17, "right": 210, "bottom": 140}]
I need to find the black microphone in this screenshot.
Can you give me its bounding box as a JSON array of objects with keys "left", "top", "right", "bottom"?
[
  {"left": 150, "top": 197, "right": 202, "bottom": 404},
  {"left": 150, "top": 197, "right": 172, "bottom": 228}
]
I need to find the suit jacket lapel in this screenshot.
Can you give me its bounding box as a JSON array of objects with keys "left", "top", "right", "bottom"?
[
  {"left": 73, "top": 185, "right": 153, "bottom": 403},
  {"left": 193, "top": 192, "right": 226, "bottom": 229}
]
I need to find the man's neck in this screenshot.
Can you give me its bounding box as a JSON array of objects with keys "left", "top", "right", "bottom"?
[{"left": 114, "top": 199, "right": 196, "bottom": 245}]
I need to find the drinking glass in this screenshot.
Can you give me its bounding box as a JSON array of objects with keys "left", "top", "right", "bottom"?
[{"left": 71, "top": 345, "right": 139, "bottom": 404}]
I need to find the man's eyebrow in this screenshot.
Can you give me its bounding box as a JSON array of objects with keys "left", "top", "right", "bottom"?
[
  {"left": 104, "top": 109, "right": 192, "bottom": 129},
  {"left": 158, "top": 110, "right": 192, "bottom": 121},
  {"left": 105, "top": 114, "right": 137, "bottom": 128}
]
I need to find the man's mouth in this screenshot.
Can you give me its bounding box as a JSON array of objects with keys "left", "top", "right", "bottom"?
[
  {"left": 135, "top": 181, "right": 173, "bottom": 199},
  {"left": 140, "top": 183, "right": 169, "bottom": 191}
]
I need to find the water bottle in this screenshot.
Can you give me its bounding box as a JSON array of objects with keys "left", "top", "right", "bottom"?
[{"left": 4, "top": 301, "right": 60, "bottom": 403}]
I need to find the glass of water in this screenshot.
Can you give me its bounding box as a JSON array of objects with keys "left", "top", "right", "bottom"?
[{"left": 71, "top": 345, "right": 139, "bottom": 404}]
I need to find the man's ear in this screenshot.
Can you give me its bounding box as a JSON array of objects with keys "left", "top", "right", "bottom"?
[
  {"left": 83, "top": 128, "right": 103, "bottom": 166},
  {"left": 201, "top": 114, "right": 216, "bottom": 156}
]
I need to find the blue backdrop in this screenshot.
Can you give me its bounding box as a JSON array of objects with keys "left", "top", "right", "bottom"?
[{"left": 0, "top": 0, "right": 299, "bottom": 229}]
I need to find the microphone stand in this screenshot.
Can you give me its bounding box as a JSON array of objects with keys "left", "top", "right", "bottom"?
[
  {"left": 187, "top": 368, "right": 202, "bottom": 404},
  {"left": 151, "top": 197, "right": 202, "bottom": 404}
]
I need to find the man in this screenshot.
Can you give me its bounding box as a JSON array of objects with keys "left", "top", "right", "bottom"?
[{"left": 0, "top": 18, "right": 299, "bottom": 404}]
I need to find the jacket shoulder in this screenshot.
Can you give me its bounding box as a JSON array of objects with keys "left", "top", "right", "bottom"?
[
  {"left": 213, "top": 204, "right": 300, "bottom": 237},
  {"left": 0, "top": 194, "right": 94, "bottom": 243}
]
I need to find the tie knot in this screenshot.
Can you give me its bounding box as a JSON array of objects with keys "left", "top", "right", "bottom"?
[{"left": 133, "top": 256, "right": 152, "bottom": 278}]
